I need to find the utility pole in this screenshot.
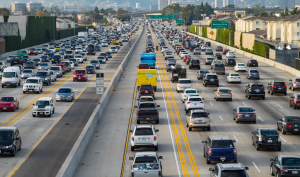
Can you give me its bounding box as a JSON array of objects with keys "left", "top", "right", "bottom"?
[{"left": 229, "top": 21, "right": 231, "bottom": 46}]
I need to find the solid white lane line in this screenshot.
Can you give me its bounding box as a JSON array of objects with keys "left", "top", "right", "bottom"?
[
  {"left": 219, "top": 116, "right": 223, "bottom": 121},
  {"left": 258, "top": 116, "right": 264, "bottom": 122},
  {"left": 252, "top": 162, "right": 261, "bottom": 172},
  {"left": 13, "top": 91, "right": 16, "bottom": 93},
  {"left": 210, "top": 102, "right": 213, "bottom": 106},
  {"left": 191, "top": 77, "right": 193, "bottom": 79},
  {"left": 196, "top": 83, "right": 198, "bottom": 86},
  {"left": 202, "top": 91, "right": 204, "bottom": 94},
  {"left": 233, "top": 135, "right": 239, "bottom": 142},
  {"left": 242, "top": 102, "right": 247, "bottom": 106},
  {"left": 277, "top": 104, "right": 283, "bottom": 108},
  {"left": 280, "top": 137, "right": 287, "bottom": 142}
]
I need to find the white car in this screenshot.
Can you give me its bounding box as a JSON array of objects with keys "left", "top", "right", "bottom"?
[
  {"left": 79, "top": 52, "right": 87, "bottom": 61},
  {"left": 234, "top": 63, "right": 247, "bottom": 72},
  {"left": 48, "top": 47, "right": 56, "bottom": 53},
  {"left": 181, "top": 88, "right": 199, "bottom": 103},
  {"left": 110, "top": 46, "right": 118, "bottom": 53},
  {"left": 180, "top": 52, "right": 189, "bottom": 59},
  {"left": 75, "top": 47, "right": 83, "bottom": 53},
  {"left": 130, "top": 125, "right": 158, "bottom": 151},
  {"left": 226, "top": 51, "right": 235, "bottom": 58},
  {"left": 36, "top": 48, "right": 43, "bottom": 54},
  {"left": 201, "top": 45, "right": 208, "bottom": 51},
  {"left": 102, "top": 42, "right": 108, "bottom": 47},
  {"left": 184, "top": 96, "right": 205, "bottom": 113},
  {"left": 138, "top": 96, "right": 155, "bottom": 104},
  {"left": 179, "top": 50, "right": 187, "bottom": 56},
  {"left": 69, "top": 61, "right": 75, "bottom": 69},
  {"left": 161, "top": 46, "right": 168, "bottom": 52},
  {"left": 23, "top": 77, "right": 43, "bottom": 94},
  {"left": 74, "top": 55, "right": 84, "bottom": 63},
  {"left": 227, "top": 73, "right": 241, "bottom": 83},
  {"left": 176, "top": 78, "right": 192, "bottom": 93}
]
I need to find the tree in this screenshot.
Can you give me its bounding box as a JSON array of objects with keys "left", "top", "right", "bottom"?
[
  {"left": 0, "top": 8, "right": 10, "bottom": 15},
  {"left": 117, "top": 8, "right": 130, "bottom": 21},
  {"left": 31, "top": 7, "right": 37, "bottom": 15},
  {"left": 72, "top": 12, "right": 78, "bottom": 23},
  {"left": 68, "top": 23, "right": 71, "bottom": 28},
  {"left": 94, "top": 7, "right": 99, "bottom": 14},
  {"left": 100, "top": 8, "right": 105, "bottom": 14},
  {"left": 36, "top": 11, "right": 46, "bottom": 16},
  {"left": 50, "top": 6, "right": 60, "bottom": 16},
  {"left": 104, "top": 8, "right": 116, "bottom": 15},
  {"left": 285, "top": 7, "right": 289, "bottom": 16},
  {"left": 290, "top": 7, "right": 299, "bottom": 15}
]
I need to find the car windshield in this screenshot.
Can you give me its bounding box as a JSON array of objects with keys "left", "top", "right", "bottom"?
[
  {"left": 75, "top": 55, "right": 82, "bottom": 58},
  {"left": 189, "top": 97, "right": 202, "bottom": 101},
  {"left": 135, "top": 157, "right": 157, "bottom": 163},
  {"left": 168, "top": 59, "right": 176, "bottom": 62},
  {"left": 58, "top": 89, "right": 71, "bottom": 93},
  {"left": 211, "top": 140, "right": 234, "bottom": 148},
  {"left": 53, "top": 56, "right": 61, "bottom": 59},
  {"left": 179, "top": 80, "right": 191, "bottom": 84},
  {"left": 23, "top": 70, "right": 32, "bottom": 73},
  {"left": 3, "top": 72, "right": 15, "bottom": 77},
  {"left": 140, "top": 85, "right": 152, "bottom": 90},
  {"left": 1, "top": 97, "right": 14, "bottom": 101},
  {"left": 192, "top": 113, "right": 208, "bottom": 117},
  {"left": 207, "top": 49, "right": 212, "bottom": 51},
  {"left": 139, "top": 64, "right": 149, "bottom": 68},
  {"left": 135, "top": 128, "right": 153, "bottom": 135},
  {"left": 91, "top": 61, "right": 98, "bottom": 63},
  {"left": 86, "top": 66, "right": 94, "bottom": 69},
  {"left": 40, "top": 63, "right": 48, "bottom": 66},
  {"left": 26, "top": 79, "right": 38, "bottom": 83},
  {"left": 139, "top": 103, "right": 155, "bottom": 108},
  {"left": 239, "top": 107, "right": 253, "bottom": 112},
  {"left": 186, "top": 90, "right": 197, "bottom": 93},
  {"left": 220, "top": 170, "right": 246, "bottom": 177},
  {"left": 75, "top": 70, "right": 85, "bottom": 74},
  {"left": 207, "top": 58, "right": 213, "bottom": 60},
  {"left": 36, "top": 100, "right": 50, "bottom": 106},
  {"left": 33, "top": 59, "right": 40, "bottom": 61},
  {"left": 0, "top": 131, "right": 14, "bottom": 140},
  {"left": 200, "top": 70, "right": 210, "bottom": 73},
  {"left": 23, "top": 56, "right": 29, "bottom": 59},
  {"left": 66, "top": 51, "right": 72, "bottom": 54},
  {"left": 36, "top": 72, "right": 47, "bottom": 76},
  {"left": 111, "top": 47, "right": 116, "bottom": 49},
  {"left": 282, "top": 158, "right": 300, "bottom": 166}
]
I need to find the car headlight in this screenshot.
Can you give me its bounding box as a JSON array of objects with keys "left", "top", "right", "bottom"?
[
  {"left": 5, "top": 145, "right": 13, "bottom": 148},
  {"left": 56, "top": 95, "right": 60, "bottom": 98},
  {"left": 45, "top": 78, "right": 48, "bottom": 80},
  {"left": 33, "top": 107, "right": 37, "bottom": 111},
  {"left": 46, "top": 108, "right": 50, "bottom": 111},
  {"left": 68, "top": 95, "right": 71, "bottom": 97},
  {"left": 11, "top": 103, "right": 14, "bottom": 106}
]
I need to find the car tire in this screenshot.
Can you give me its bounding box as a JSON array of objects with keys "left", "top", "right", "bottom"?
[
  {"left": 292, "top": 86, "right": 295, "bottom": 91},
  {"left": 23, "top": 91, "right": 26, "bottom": 94},
  {"left": 204, "top": 84, "right": 206, "bottom": 87},
  {"left": 248, "top": 95, "right": 251, "bottom": 99},
  {"left": 216, "top": 98, "right": 218, "bottom": 101},
  {"left": 270, "top": 166, "right": 275, "bottom": 176},
  {"left": 18, "top": 141, "right": 22, "bottom": 151},
  {"left": 154, "top": 146, "right": 158, "bottom": 151},
  {"left": 230, "top": 98, "right": 232, "bottom": 101},
  {"left": 48, "top": 112, "right": 52, "bottom": 117},
  {"left": 252, "top": 138, "right": 254, "bottom": 146},
  {"left": 284, "top": 92, "right": 287, "bottom": 95},
  {"left": 137, "top": 120, "right": 140, "bottom": 124},
  {"left": 262, "top": 96, "right": 265, "bottom": 100},
  {"left": 131, "top": 146, "right": 134, "bottom": 151},
  {"left": 236, "top": 118, "right": 239, "bottom": 123},
  {"left": 32, "top": 114, "right": 36, "bottom": 117},
  {"left": 271, "top": 91, "right": 273, "bottom": 95},
  {"left": 206, "top": 157, "right": 211, "bottom": 164},
  {"left": 253, "top": 121, "right": 256, "bottom": 124},
  {"left": 11, "top": 147, "right": 16, "bottom": 157},
  {"left": 188, "top": 127, "right": 192, "bottom": 131},
  {"left": 278, "top": 147, "right": 281, "bottom": 151},
  {"left": 207, "top": 127, "right": 210, "bottom": 131},
  {"left": 294, "top": 104, "right": 297, "bottom": 110},
  {"left": 256, "top": 142, "right": 260, "bottom": 151}
]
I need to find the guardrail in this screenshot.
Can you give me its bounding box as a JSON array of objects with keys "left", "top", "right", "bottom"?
[{"left": 56, "top": 25, "right": 145, "bottom": 177}]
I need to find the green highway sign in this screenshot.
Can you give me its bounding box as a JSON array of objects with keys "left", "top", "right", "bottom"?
[
  {"left": 164, "top": 14, "right": 176, "bottom": 19},
  {"left": 150, "top": 15, "right": 164, "bottom": 19},
  {"left": 211, "top": 21, "right": 229, "bottom": 29},
  {"left": 176, "top": 19, "right": 183, "bottom": 24}
]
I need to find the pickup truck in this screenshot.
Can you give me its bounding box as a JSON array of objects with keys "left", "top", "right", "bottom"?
[
  {"left": 129, "top": 152, "right": 163, "bottom": 177},
  {"left": 135, "top": 101, "right": 160, "bottom": 124}
]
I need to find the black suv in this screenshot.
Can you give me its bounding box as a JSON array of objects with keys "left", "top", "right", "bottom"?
[
  {"left": 225, "top": 58, "right": 236, "bottom": 66},
  {"left": 10, "top": 56, "right": 24, "bottom": 66},
  {"left": 267, "top": 81, "right": 287, "bottom": 95},
  {"left": 52, "top": 55, "right": 62, "bottom": 64},
  {"left": 252, "top": 128, "right": 281, "bottom": 151},
  {"left": 245, "top": 83, "right": 265, "bottom": 100},
  {"left": 203, "top": 74, "right": 219, "bottom": 87}
]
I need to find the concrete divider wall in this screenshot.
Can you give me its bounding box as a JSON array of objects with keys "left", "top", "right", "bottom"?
[
  {"left": 56, "top": 25, "right": 145, "bottom": 177},
  {"left": 186, "top": 31, "right": 300, "bottom": 77}
]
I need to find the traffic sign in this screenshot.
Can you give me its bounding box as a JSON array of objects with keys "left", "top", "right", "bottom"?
[
  {"left": 164, "top": 14, "right": 176, "bottom": 19},
  {"left": 211, "top": 21, "right": 229, "bottom": 29},
  {"left": 150, "top": 15, "right": 164, "bottom": 19},
  {"left": 96, "top": 73, "right": 104, "bottom": 95},
  {"left": 209, "top": 31, "right": 214, "bottom": 35},
  {"left": 176, "top": 19, "right": 183, "bottom": 24}
]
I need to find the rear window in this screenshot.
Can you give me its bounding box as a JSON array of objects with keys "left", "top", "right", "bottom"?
[
  {"left": 230, "top": 74, "right": 239, "bottom": 76},
  {"left": 139, "top": 103, "right": 155, "bottom": 108},
  {"left": 179, "top": 80, "right": 191, "bottom": 84},
  {"left": 206, "top": 49, "right": 212, "bottom": 52},
  {"left": 220, "top": 170, "right": 246, "bottom": 177},
  {"left": 207, "top": 75, "right": 218, "bottom": 79},
  {"left": 135, "top": 128, "right": 153, "bottom": 135},
  {"left": 239, "top": 107, "right": 253, "bottom": 112},
  {"left": 250, "top": 70, "right": 258, "bottom": 73},
  {"left": 140, "top": 85, "right": 153, "bottom": 90},
  {"left": 75, "top": 70, "right": 85, "bottom": 74},
  {"left": 219, "top": 89, "right": 230, "bottom": 93},
  {"left": 192, "top": 60, "right": 199, "bottom": 64},
  {"left": 140, "top": 97, "right": 154, "bottom": 102},
  {"left": 206, "top": 58, "right": 213, "bottom": 60},
  {"left": 139, "top": 64, "right": 149, "bottom": 68},
  {"left": 238, "top": 64, "right": 245, "bottom": 66},
  {"left": 260, "top": 130, "right": 278, "bottom": 136},
  {"left": 287, "top": 118, "right": 300, "bottom": 122},
  {"left": 189, "top": 97, "right": 202, "bottom": 101},
  {"left": 135, "top": 157, "right": 157, "bottom": 163},
  {"left": 211, "top": 140, "right": 234, "bottom": 148},
  {"left": 274, "top": 82, "right": 285, "bottom": 86},
  {"left": 192, "top": 112, "right": 208, "bottom": 117},
  {"left": 282, "top": 158, "right": 300, "bottom": 166},
  {"left": 252, "top": 85, "right": 264, "bottom": 90},
  {"left": 215, "top": 64, "right": 225, "bottom": 67},
  {"left": 200, "top": 70, "right": 210, "bottom": 73}
]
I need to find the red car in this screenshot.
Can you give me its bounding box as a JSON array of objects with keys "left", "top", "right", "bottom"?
[
  {"left": 73, "top": 69, "right": 88, "bottom": 82},
  {"left": 28, "top": 48, "right": 37, "bottom": 55},
  {"left": 290, "top": 93, "right": 300, "bottom": 109},
  {"left": 0, "top": 96, "right": 19, "bottom": 111},
  {"left": 183, "top": 55, "right": 191, "bottom": 62},
  {"left": 223, "top": 49, "right": 229, "bottom": 55},
  {"left": 138, "top": 63, "right": 150, "bottom": 69}
]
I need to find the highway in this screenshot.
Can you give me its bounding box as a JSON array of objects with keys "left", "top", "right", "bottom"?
[
  {"left": 0, "top": 25, "right": 141, "bottom": 177},
  {"left": 76, "top": 21, "right": 300, "bottom": 177}
]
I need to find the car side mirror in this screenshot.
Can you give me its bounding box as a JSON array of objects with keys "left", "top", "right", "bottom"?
[
  {"left": 129, "top": 157, "right": 133, "bottom": 160},
  {"left": 290, "top": 96, "right": 293, "bottom": 98},
  {"left": 134, "top": 106, "right": 138, "bottom": 108},
  {"left": 50, "top": 104, "right": 53, "bottom": 106},
  {"left": 253, "top": 109, "right": 255, "bottom": 111},
  {"left": 130, "top": 130, "right": 133, "bottom": 133},
  {"left": 155, "top": 129, "right": 159, "bottom": 132},
  {"left": 233, "top": 140, "right": 236, "bottom": 143},
  {"left": 209, "top": 167, "right": 214, "bottom": 171},
  {"left": 233, "top": 109, "right": 236, "bottom": 111},
  {"left": 202, "top": 141, "right": 206, "bottom": 143},
  {"left": 15, "top": 137, "right": 20, "bottom": 140},
  {"left": 245, "top": 167, "right": 249, "bottom": 170},
  {"left": 251, "top": 132, "right": 254, "bottom": 135},
  {"left": 32, "top": 104, "right": 35, "bottom": 106},
  {"left": 270, "top": 159, "right": 274, "bottom": 162},
  {"left": 158, "top": 156, "right": 163, "bottom": 159},
  {"left": 157, "top": 105, "right": 160, "bottom": 107},
  {"left": 202, "top": 98, "right": 205, "bottom": 100}
]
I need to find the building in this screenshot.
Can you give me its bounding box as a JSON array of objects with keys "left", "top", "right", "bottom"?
[
  {"left": 235, "top": 16, "right": 277, "bottom": 32},
  {"left": 136, "top": 3, "right": 140, "bottom": 9},
  {"left": 150, "top": 5, "right": 158, "bottom": 11},
  {"left": 97, "top": 4, "right": 130, "bottom": 11},
  {"left": 64, "top": 4, "right": 79, "bottom": 12},
  {"left": 259, "top": 0, "right": 265, "bottom": 7},
  {"left": 26, "top": 2, "right": 42, "bottom": 12},
  {"left": 223, "top": 0, "right": 234, "bottom": 7},
  {"left": 11, "top": 3, "right": 26, "bottom": 14},
  {"left": 158, "top": 0, "right": 168, "bottom": 10},
  {"left": 170, "top": 0, "right": 196, "bottom": 7},
  {"left": 215, "top": 0, "right": 223, "bottom": 8},
  {"left": 280, "top": 0, "right": 295, "bottom": 9}
]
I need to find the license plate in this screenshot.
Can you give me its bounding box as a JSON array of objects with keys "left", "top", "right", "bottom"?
[
  {"left": 245, "top": 114, "right": 250, "bottom": 117},
  {"left": 3, "top": 108, "right": 6, "bottom": 110},
  {"left": 194, "top": 103, "right": 197, "bottom": 105},
  {"left": 174, "top": 74, "right": 178, "bottom": 76},
  {"left": 145, "top": 91, "right": 148, "bottom": 93},
  {"left": 278, "top": 88, "right": 281, "bottom": 89},
  {"left": 268, "top": 140, "right": 273, "bottom": 143},
  {"left": 295, "top": 129, "right": 299, "bottom": 131},
  {"left": 142, "top": 138, "right": 147, "bottom": 141},
  {"left": 146, "top": 118, "right": 151, "bottom": 120},
  {"left": 253, "top": 64, "right": 255, "bottom": 65},
  {"left": 29, "top": 90, "right": 33, "bottom": 92},
  {"left": 78, "top": 78, "right": 81, "bottom": 79},
  {"left": 40, "top": 112, "right": 44, "bottom": 114},
  {"left": 292, "top": 171, "right": 298, "bottom": 174},
  {"left": 197, "top": 120, "right": 202, "bottom": 123},
  {"left": 220, "top": 157, "right": 225, "bottom": 161},
  {"left": 210, "top": 79, "right": 214, "bottom": 81}
]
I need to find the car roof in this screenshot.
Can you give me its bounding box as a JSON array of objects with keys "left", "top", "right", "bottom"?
[
  {"left": 0, "top": 126, "right": 17, "bottom": 131},
  {"left": 136, "top": 125, "right": 153, "bottom": 128},
  {"left": 178, "top": 78, "right": 191, "bottom": 80},
  {"left": 209, "top": 135, "right": 232, "bottom": 140},
  {"left": 191, "top": 109, "right": 207, "bottom": 113},
  {"left": 279, "top": 155, "right": 300, "bottom": 158},
  {"left": 218, "top": 87, "right": 229, "bottom": 90},
  {"left": 59, "top": 87, "right": 71, "bottom": 90},
  {"left": 218, "top": 163, "right": 245, "bottom": 170},
  {"left": 37, "top": 97, "right": 52, "bottom": 101},
  {"left": 135, "top": 152, "right": 157, "bottom": 157},
  {"left": 27, "top": 77, "right": 40, "bottom": 79}
]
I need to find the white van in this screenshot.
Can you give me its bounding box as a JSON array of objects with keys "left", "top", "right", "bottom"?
[
  {"left": 32, "top": 97, "right": 55, "bottom": 117},
  {"left": 1, "top": 67, "right": 21, "bottom": 88}
]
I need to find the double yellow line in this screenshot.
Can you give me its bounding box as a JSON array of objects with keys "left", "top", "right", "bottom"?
[{"left": 152, "top": 29, "right": 200, "bottom": 177}]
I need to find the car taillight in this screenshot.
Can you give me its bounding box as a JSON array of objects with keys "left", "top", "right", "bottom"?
[
  {"left": 258, "top": 136, "right": 262, "bottom": 142},
  {"left": 278, "top": 136, "right": 281, "bottom": 142},
  {"left": 187, "top": 102, "right": 191, "bottom": 104},
  {"left": 233, "top": 149, "right": 236, "bottom": 154},
  {"left": 184, "top": 95, "right": 186, "bottom": 97},
  {"left": 280, "top": 169, "right": 288, "bottom": 172},
  {"left": 208, "top": 150, "right": 212, "bottom": 155},
  {"left": 137, "top": 112, "right": 139, "bottom": 115},
  {"left": 216, "top": 79, "right": 219, "bottom": 81},
  {"left": 294, "top": 82, "right": 297, "bottom": 85},
  {"left": 238, "top": 77, "right": 240, "bottom": 78},
  {"left": 205, "top": 79, "right": 209, "bottom": 81},
  {"left": 199, "top": 74, "right": 201, "bottom": 76},
  {"left": 283, "top": 86, "right": 287, "bottom": 88},
  {"left": 200, "top": 102, "right": 203, "bottom": 103},
  {"left": 264, "top": 89, "right": 265, "bottom": 91},
  {"left": 249, "top": 62, "right": 252, "bottom": 63},
  {"left": 230, "top": 77, "right": 233, "bottom": 78},
  {"left": 157, "top": 111, "right": 159, "bottom": 115},
  {"left": 237, "top": 113, "right": 242, "bottom": 116},
  {"left": 154, "top": 136, "right": 157, "bottom": 141},
  {"left": 249, "top": 73, "right": 251, "bottom": 75},
  {"left": 252, "top": 113, "right": 256, "bottom": 116},
  {"left": 132, "top": 137, "right": 134, "bottom": 141},
  {"left": 191, "top": 84, "right": 192, "bottom": 87},
  {"left": 217, "top": 92, "right": 220, "bottom": 94},
  {"left": 177, "top": 85, "right": 180, "bottom": 87},
  {"left": 286, "top": 124, "right": 291, "bottom": 127},
  {"left": 249, "top": 88, "right": 252, "bottom": 91},
  {"left": 229, "top": 92, "right": 232, "bottom": 94},
  {"left": 272, "top": 86, "right": 276, "bottom": 88}
]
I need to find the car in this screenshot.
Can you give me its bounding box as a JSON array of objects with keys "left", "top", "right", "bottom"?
[
  {"left": 290, "top": 93, "right": 300, "bottom": 109},
  {"left": 96, "top": 56, "right": 106, "bottom": 64},
  {"left": 183, "top": 55, "right": 191, "bottom": 62},
  {"left": 0, "top": 96, "right": 19, "bottom": 111},
  {"left": 0, "top": 61, "right": 6, "bottom": 70},
  {"left": 201, "top": 45, "right": 208, "bottom": 51},
  {"left": 22, "top": 55, "right": 31, "bottom": 62},
  {"left": 7, "top": 55, "right": 16, "bottom": 63},
  {"left": 49, "top": 70, "right": 57, "bottom": 82},
  {"left": 75, "top": 47, "right": 83, "bottom": 53},
  {"left": 205, "top": 57, "right": 213, "bottom": 65},
  {"left": 167, "top": 58, "right": 176, "bottom": 65},
  {"left": 214, "top": 87, "right": 232, "bottom": 101},
  {"left": 224, "top": 58, "right": 236, "bottom": 66},
  {"left": 85, "top": 65, "right": 96, "bottom": 74},
  {"left": 186, "top": 109, "right": 210, "bottom": 131},
  {"left": 73, "top": 69, "right": 88, "bottom": 82},
  {"left": 28, "top": 48, "right": 37, "bottom": 55},
  {"left": 216, "top": 46, "right": 223, "bottom": 51},
  {"left": 56, "top": 87, "right": 74, "bottom": 102},
  {"left": 79, "top": 52, "right": 87, "bottom": 61},
  {"left": 99, "top": 53, "right": 108, "bottom": 60},
  {"left": 23, "top": 77, "right": 43, "bottom": 94},
  {"left": 209, "top": 163, "right": 249, "bottom": 177},
  {"left": 101, "top": 42, "right": 108, "bottom": 47},
  {"left": 234, "top": 63, "right": 247, "bottom": 72},
  {"left": 69, "top": 58, "right": 78, "bottom": 66},
  {"left": 181, "top": 88, "right": 199, "bottom": 102},
  {"left": 35, "top": 71, "right": 51, "bottom": 85},
  {"left": 203, "top": 74, "right": 219, "bottom": 87},
  {"left": 210, "top": 60, "right": 222, "bottom": 69},
  {"left": 32, "top": 58, "right": 41, "bottom": 66},
  {"left": 0, "top": 126, "right": 22, "bottom": 156},
  {"left": 32, "top": 97, "right": 55, "bottom": 117},
  {"left": 36, "top": 48, "right": 43, "bottom": 54},
  {"left": 50, "top": 66, "right": 63, "bottom": 78},
  {"left": 40, "top": 55, "right": 50, "bottom": 62},
  {"left": 212, "top": 63, "right": 225, "bottom": 75},
  {"left": 21, "top": 69, "right": 35, "bottom": 79},
  {"left": 184, "top": 96, "right": 205, "bottom": 113},
  {"left": 267, "top": 80, "right": 287, "bottom": 95},
  {"left": 205, "top": 48, "right": 213, "bottom": 55},
  {"left": 193, "top": 48, "right": 201, "bottom": 55},
  {"left": 233, "top": 106, "right": 256, "bottom": 123},
  {"left": 223, "top": 49, "right": 229, "bottom": 55},
  {"left": 227, "top": 73, "right": 241, "bottom": 83},
  {"left": 197, "top": 70, "right": 210, "bottom": 80},
  {"left": 48, "top": 47, "right": 56, "bottom": 53},
  {"left": 176, "top": 78, "right": 192, "bottom": 93},
  {"left": 246, "top": 69, "right": 260, "bottom": 80},
  {"left": 74, "top": 55, "right": 84, "bottom": 63},
  {"left": 252, "top": 128, "right": 281, "bottom": 151},
  {"left": 65, "top": 43, "right": 71, "bottom": 48},
  {"left": 138, "top": 84, "right": 155, "bottom": 98},
  {"left": 247, "top": 59, "right": 258, "bottom": 67},
  {"left": 138, "top": 63, "right": 150, "bottom": 69},
  {"left": 244, "top": 83, "right": 265, "bottom": 100},
  {"left": 205, "top": 41, "right": 211, "bottom": 47},
  {"left": 289, "top": 77, "right": 300, "bottom": 91},
  {"left": 59, "top": 49, "right": 66, "bottom": 55},
  {"left": 24, "top": 61, "right": 35, "bottom": 69},
  {"left": 42, "top": 44, "right": 49, "bottom": 50},
  {"left": 130, "top": 125, "right": 159, "bottom": 151},
  {"left": 95, "top": 45, "right": 101, "bottom": 51},
  {"left": 38, "top": 63, "right": 50, "bottom": 71},
  {"left": 90, "top": 60, "right": 100, "bottom": 69},
  {"left": 226, "top": 51, "right": 235, "bottom": 58},
  {"left": 214, "top": 53, "right": 222, "bottom": 60},
  {"left": 52, "top": 55, "right": 62, "bottom": 64},
  {"left": 180, "top": 52, "right": 189, "bottom": 59},
  {"left": 270, "top": 155, "right": 300, "bottom": 177},
  {"left": 189, "top": 59, "right": 200, "bottom": 70},
  {"left": 135, "top": 101, "right": 160, "bottom": 124},
  {"left": 106, "top": 51, "right": 113, "bottom": 58},
  {"left": 277, "top": 116, "right": 300, "bottom": 134},
  {"left": 202, "top": 135, "right": 237, "bottom": 164},
  {"left": 64, "top": 50, "right": 74, "bottom": 59}
]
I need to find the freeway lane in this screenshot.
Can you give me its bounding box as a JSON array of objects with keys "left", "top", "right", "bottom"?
[{"left": 10, "top": 29, "right": 141, "bottom": 177}]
